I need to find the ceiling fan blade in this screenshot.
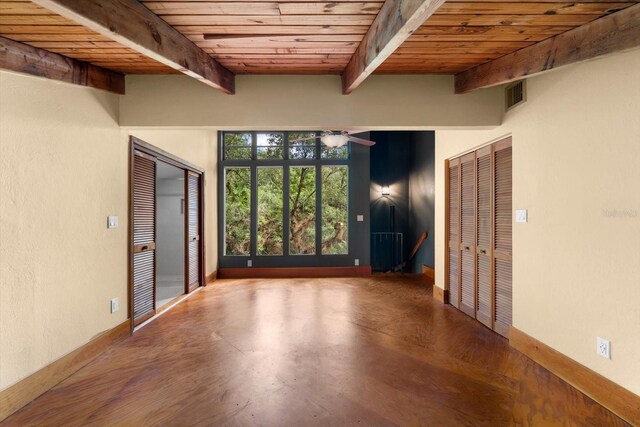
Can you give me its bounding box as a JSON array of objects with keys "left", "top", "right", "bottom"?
[
  {"left": 348, "top": 135, "right": 376, "bottom": 146},
  {"left": 344, "top": 130, "right": 370, "bottom": 136},
  {"left": 289, "top": 135, "right": 322, "bottom": 143}
]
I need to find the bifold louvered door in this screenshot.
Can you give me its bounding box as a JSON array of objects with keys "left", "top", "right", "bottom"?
[
  {"left": 493, "top": 138, "right": 513, "bottom": 337},
  {"left": 459, "top": 153, "right": 476, "bottom": 317},
  {"left": 447, "top": 159, "right": 460, "bottom": 309},
  {"left": 475, "top": 146, "right": 493, "bottom": 328},
  {"left": 132, "top": 151, "right": 157, "bottom": 326},
  {"left": 186, "top": 171, "right": 202, "bottom": 292},
  {"left": 446, "top": 137, "right": 512, "bottom": 338}
]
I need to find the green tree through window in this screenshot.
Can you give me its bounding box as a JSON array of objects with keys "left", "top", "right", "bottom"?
[
  {"left": 257, "top": 167, "right": 283, "bottom": 255},
  {"left": 322, "top": 166, "right": 348, "bottom": 254},
  {"left": 221, "top": 132, "right": 350, "bottom": 260},
  {"left": 225, "top": 167, "right": 251, "bottom": 255},
  {"left": 289, "top": 166, "right": 316, "bottom": 254}
]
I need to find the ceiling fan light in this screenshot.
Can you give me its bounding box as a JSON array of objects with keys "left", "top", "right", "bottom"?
[{"left": 321, "top": 134, "right": 349, "bottom": 147}]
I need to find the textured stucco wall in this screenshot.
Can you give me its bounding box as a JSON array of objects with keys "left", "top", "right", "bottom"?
[
  {"left": 435, "top": 49, "right": 640, "bottom": 395},
  {"left": 0, "top": 70, "right": 127, "bottom": 390},
  {"left": 120, "top": 74, "right": 503, "bottom": 128}
]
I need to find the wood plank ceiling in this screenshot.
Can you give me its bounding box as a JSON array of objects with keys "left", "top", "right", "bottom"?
[
  {"left": 0, "top": 1, "right": 176, "bottom": 74},
  {"left": 0, "top": 0, "right": 637, "bottom": 76}
]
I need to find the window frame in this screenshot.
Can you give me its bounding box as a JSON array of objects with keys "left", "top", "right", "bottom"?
[{"left": 218, "top": 131, "right": 352, "bottom": 268}]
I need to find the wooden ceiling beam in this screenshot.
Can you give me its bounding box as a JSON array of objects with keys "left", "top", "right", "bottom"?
[
  {"left": 455, "top": 3, "right": 640, "bottom": 94},
  {"left": 30, "top": 0, "right": 235, "bottom": 94},
  {"left": 0, "top": 35, "right": 124, "bottom": 94},
  {"left": 341, "top": 0, "right": 446, "bottom": 94}
]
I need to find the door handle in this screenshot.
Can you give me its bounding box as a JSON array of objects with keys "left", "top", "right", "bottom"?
[
  {"left": 134, "top": 242, "right": 155, "bottom": 253},
  {"left": 480, "top": 249, "right": 486, "bottom": 254},
  {"left": 464, "top": 246, "right": 470, "bottom": 251}
]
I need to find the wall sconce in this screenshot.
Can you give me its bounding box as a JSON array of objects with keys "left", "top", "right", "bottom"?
[{"left": 381, "top": 185, "right": 390, "bottom": 196}]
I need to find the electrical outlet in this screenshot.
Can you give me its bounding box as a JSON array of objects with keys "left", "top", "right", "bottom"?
[
  {"left": 354, "top": 259, "right": 360, "bottom": 266},
  {"left": 110, "top": 298, "right": 119, "bottom": 314},
  {"left": 247, "top": 259, "right": 252, "bottom": 267},
  {"left": 597, "top": 337, "right": 611, "bottom": 359}
]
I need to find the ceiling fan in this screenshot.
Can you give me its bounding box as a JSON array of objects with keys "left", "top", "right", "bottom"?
[{"left": 290, "top": 131, "right": 376, "bottom": 148}]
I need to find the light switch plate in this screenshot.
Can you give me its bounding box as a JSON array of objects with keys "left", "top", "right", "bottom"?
[
  {"left": 110, "top": 298, "right": 119, "bottom": 314},
  {"left": 107, "top": 215, "right": 119, "bottom": 229},
  {"left": 357, "top": 215, "right": 364, "bottom": 222},
  {"left": 354, "top": 259, "right": 360, "bottom": 266},
  {"left": 515, "top": 209, "right": 528, "bottom": 223},
  {"left": 247, "top": 260, "right": 253, "bottom": 267}
]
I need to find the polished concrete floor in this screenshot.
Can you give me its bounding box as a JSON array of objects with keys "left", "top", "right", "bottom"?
[{"left": 3, "top": 276, "right": 627, "bottom": 426}]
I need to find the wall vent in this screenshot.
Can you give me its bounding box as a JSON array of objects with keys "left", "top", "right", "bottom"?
[{"left": 505, "top": 80, "right": 526, "bottom": 111}]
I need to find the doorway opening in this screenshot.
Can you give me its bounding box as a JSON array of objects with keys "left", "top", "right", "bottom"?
[
  {"left": 156, "top": 162, "right": 186, "bottom": 308},
  {"left": 129, "top": 137, "right": 204, "bottom": 331}
]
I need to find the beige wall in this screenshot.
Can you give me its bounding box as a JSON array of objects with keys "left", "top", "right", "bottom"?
[
  {"left": 3, "top": 49, "right": 639, "bottom": 400},
  {"left": 126, "top": 129, "right": 218, "bottom": 276},
  {"left": 0, "top": 71, "right": 220, "bottom": 392},
  {"left": 120, "top": 74, "right": 503, "bottom": 129},
  {"left": 0, "top": 71, "right": 126, "bottom": 390},
  {"left": 435, "top": 49, "right": 640, "bottom": 395}
]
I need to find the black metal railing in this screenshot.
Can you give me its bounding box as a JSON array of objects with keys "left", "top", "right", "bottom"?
[{"left": 371, "top": 232, "right": 403, "bottom": 272}]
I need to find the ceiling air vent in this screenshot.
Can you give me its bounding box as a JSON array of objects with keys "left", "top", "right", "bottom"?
[{"left": 505, "top": 80, "right": 526, "bottom": 111}]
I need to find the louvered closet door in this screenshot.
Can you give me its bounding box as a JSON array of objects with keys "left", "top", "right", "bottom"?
[
  {"left": 186, "top": 171, "right": 201, "bottom": 292},
  {"left": 447, "top": 159, "right": 461, "bottom": 309},
  {"left": 475, "top": 146, "right": 493, "bottom": 328},
  {"left": 133, "top": 151, "right": 157, "bottom": 326},
  {"left": 459, "top": 152, "right": 476, "bottom": 318},
  {"left": 493, "top": 138, "right": 513, "bottom": 337}
]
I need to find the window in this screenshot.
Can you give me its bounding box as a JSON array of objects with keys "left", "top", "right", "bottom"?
[
  {"left": 289, "top": 166, "right": 316, "bottom": 255},
  {"left": 257, "top": 132, "right": 284, "bottom": 160},
  {"left": 322, "top": 166, "right": 348, "bottom": 254},
  {"left": 321, "top": 144, "right": 349, "bottom": 159},
  {"left": 224, "top": 133, "right": 252, "bottom": 160},
  {"left": 257, "top": 167, "right": 283, "bottom": 255},
  {"left": 289, "top": 132, "right": 316, "bottom": 159},
  {"left": 219, "top": 131, "right": 351, "bottom": 264},
  {"left": 224, "top": 167, "right": 251, "bottom": 255}
]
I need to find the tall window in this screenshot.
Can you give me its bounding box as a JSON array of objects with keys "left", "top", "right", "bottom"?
[
  {"left": 224, "top": 167, "right": 251, "bottom": 255},
  {"left": 289, "top": 166, "right": 316, "bottom": 255},
  {"left": 219, "top": 131, "right": 351, "bottom": 263},
  {"left": 257, "top": 167, "right": 283, "bottom": 255},
  {"left": 322, "top": 166, "right": 348, "bottom": 254}
]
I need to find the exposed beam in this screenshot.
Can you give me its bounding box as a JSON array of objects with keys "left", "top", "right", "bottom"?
[
  {"left": 31, "top": 0, "right": 235, "bottom": 94},
  {"left": 0, "top": 35, "right": 124, "bottom": 94},
  {"left": 455, "top": 4, "right": 640, "bottom": 94},
  {"left": 341, "top": 0, "right": 446, "bottom": 94}
]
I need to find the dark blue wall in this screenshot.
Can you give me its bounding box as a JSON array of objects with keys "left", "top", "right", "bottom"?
[
  {"left": 369, "top": 131, "right": 435, "bottom": 273},
  {"left": 408, "top": 132, "right": 435, "bottom": 273}
]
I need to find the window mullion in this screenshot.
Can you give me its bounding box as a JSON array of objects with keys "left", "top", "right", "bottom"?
[
  {"left": 283, "top": 164, "right": 290, "bottom": 257},
  {"left": 315, "top": 161, "right": 322, "bottom": 256},
  {"left": 250, "top": 164, "right": 257, "bottom": 258}
]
